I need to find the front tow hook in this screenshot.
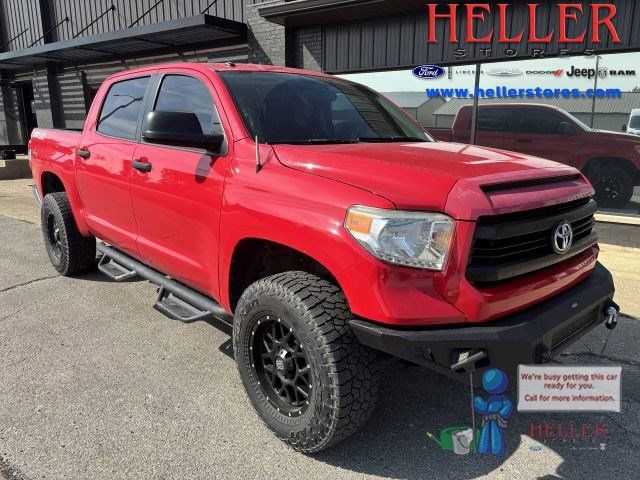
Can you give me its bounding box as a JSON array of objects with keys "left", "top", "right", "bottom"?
[{"left": 605, "top": 305, "right": 619, "bottom": 330}]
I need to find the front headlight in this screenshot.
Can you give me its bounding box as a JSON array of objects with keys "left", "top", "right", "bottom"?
[{"left": 345, "top": 206, "right": 455, "bottom": 270}]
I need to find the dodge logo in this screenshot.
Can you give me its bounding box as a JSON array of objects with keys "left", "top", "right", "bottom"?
[{"left": 552, "top": 222, "right": 573, "bottom": 255}]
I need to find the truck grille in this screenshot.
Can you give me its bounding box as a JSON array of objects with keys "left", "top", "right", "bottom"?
[{"left": 467, "top": 198, "right": 598, "bottom": 284}]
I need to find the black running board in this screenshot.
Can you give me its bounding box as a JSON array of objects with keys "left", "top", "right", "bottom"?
[
  {"left": 154, "top": 286, "right": 214, "bottom": 323},
  {"left": 98, "top": 255, "right": 138, "bottom": 281},
  {"left": 97, "top": 243, "right": 232, "bottom": 325}
]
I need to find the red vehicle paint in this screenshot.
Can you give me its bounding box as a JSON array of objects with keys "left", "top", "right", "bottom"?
[
  {"left": 427, "top": 103, "right": 640, "bottom": 208},
  {"left": 29, "top": 62, "right": 615, "bottom": 370}
]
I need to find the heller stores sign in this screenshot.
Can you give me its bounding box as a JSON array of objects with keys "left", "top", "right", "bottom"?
[{"left": 426, "top": 2, "right": 624, "bottom": 60}]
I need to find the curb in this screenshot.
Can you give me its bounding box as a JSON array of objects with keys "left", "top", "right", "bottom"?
[{"left": 595, "top": 212, "right": 640, "bottom": 226}]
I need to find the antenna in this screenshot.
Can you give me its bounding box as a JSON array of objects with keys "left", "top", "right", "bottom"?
[{"left": 256, "top": 136, "right": 263, "bottom": 173}]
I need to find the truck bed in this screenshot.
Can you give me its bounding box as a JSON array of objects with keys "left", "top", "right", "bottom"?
[{"left": 29, "top": 128, "right": 82, "bottom": 187}]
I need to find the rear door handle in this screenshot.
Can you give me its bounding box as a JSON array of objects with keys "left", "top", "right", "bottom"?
[
  {"left": 77, "top": 148, "right": 90, "bottom": 159},
  {"left": 132, "top": 159, "right": 152, "bottom": 172}
]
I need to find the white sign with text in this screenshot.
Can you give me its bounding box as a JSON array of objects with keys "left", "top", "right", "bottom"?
[{"left": 518, "top": 365, "right": 621, "bottom": 412}]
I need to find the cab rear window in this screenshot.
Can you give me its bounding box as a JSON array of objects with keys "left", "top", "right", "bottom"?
[{"left": 97, "top": 76, "right": 150, "bottom": 140}]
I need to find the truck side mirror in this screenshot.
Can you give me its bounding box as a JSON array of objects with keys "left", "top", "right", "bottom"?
[
  {"left": 142, "top": 111, "right": 224, "bottom": 152},
  {"left": 558, "top": 122, "right": 573, "bottom": 135},
  {"left": 622, "top": 124, "right": 627, "bottom": 132}
]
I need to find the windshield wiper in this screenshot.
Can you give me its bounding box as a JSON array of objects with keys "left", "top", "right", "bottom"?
[
  {"left": 269, "top": 138, "right": 360, "bottom": 145},
  {"left": 358, "top": 136, "right": 428, "bottom": 143}
]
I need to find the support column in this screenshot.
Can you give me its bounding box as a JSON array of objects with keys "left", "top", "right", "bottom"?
[
  {"left": 292, "top": 26, "right": 322, "bottom": 71},
  {"left": 33, "top": 63, "right": 64, "bottom": 129},
  {"left": 246, "top": 0, "right": 286, "bottom": 66}
]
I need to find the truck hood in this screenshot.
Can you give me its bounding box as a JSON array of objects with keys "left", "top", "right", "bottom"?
[
  {"left": 273, "top": 141, "right": 591, "bottom": 219},
  {"left": 590, "top": 129, "right": 640, "bottom": 143}
]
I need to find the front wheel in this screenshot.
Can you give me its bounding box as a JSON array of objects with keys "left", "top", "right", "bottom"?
[
  {"left": 233, "top": 271, "right": 380, "bottom": 453},
  {"left": 587, "top": 166, "right": 634, "bottom": 209}
]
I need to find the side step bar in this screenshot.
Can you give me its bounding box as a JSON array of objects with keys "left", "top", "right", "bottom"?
[
  {"left": 98, "top": 255, "right": 138, "bottom": 281},
  {"left": 97, "top": 243, "right": 232, "bottom": 325}
]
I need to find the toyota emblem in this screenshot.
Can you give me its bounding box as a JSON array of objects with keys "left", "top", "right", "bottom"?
[{"left": 552, "top": 221, "right": 573, "bottom": 255}]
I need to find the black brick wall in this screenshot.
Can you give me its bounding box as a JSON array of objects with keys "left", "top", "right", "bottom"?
[
  {"left": 292, "top": 26, "right": 322, "bottom": 71},
  {"left": 246, "top": 0, "right": 286, "bottom": 66}
]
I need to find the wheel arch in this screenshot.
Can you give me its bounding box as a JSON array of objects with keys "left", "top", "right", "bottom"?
[
  {"left": 227, "top": 237, "right": 344, "bottom": 313},
  {"left": 38, "top": 169, "right": 91, "bottom": 236},
  {"left": 582, "top": 156, "right": 639, "bottom": 183},
  {"left": 41, "top": 171, "right": 67, "bottom": 195}
]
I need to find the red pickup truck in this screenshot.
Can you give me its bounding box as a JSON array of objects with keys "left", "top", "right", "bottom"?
[
  {"left": 29, "top": 63, "right": 617, "bottom": 453},
  {"left": 428, "top": 103, "right": 640, "bottom": 208}
]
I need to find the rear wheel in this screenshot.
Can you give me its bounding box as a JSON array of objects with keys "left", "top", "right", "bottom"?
[
  {"left": 41, "top": 192, "right": 96, "bottom": 275},
  {"left": 588, "top": 166, "right": 634, "bottom": 208},
  {"left": 233, "top": 271, "right": 380, "bottom": 453}
]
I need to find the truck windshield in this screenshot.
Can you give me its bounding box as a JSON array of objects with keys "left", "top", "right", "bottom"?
[
  {"left": 218, "top": 71, "right": 432, "bottom": 144},
  {"left": 630, "top": 116, "right": 640, "bottom": 129},
  {"left": 562, "top": 110, "right": 591, "bottom": 131}
]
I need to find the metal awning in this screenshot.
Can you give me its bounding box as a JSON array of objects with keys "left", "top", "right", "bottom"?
[
  {"left": 258, "top": 0, "right": 424, "bottom": 26},
  {"left": 0, "top": 14, "right": 246, "bottom": 71}
]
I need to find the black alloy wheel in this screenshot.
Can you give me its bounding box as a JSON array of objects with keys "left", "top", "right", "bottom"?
[
  {"left": 233, "top": 271, "right": 381, "bottom": 453},
  {"left": 45, "top": 211, "right": 63, "bottom": 261},
  {"left": 251, "top": 315, "right": 311, "bottom": 417},
  {"left": 41, "top": 192, "right": 96, "bottom": 275},
  {"left": 588, "top": 166, "right": 634, "bottom": 208}
]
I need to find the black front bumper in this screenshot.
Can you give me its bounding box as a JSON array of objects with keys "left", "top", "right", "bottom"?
[{"left": 350, "top": 262, "right": 616, "bottom": 382}]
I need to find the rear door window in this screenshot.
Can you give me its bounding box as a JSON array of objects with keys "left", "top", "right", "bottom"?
[{"left": 97, "top": 76, "right": 150, "bottom": 140}]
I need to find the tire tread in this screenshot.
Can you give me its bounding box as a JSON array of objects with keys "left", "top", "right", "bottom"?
[
  {"left": 234, "top": 271, "right": 381, "bottom": 453},
  {"left": 42, "top": 192, "right": 96, "bottom": 276}
]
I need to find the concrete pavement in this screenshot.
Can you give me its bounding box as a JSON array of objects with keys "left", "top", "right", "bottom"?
[
  {"left": 1, "top": 183, "right": 639, "bottom": 479},
  {"left": 598, "top": 244, "right": 640, "bottom": 318}
]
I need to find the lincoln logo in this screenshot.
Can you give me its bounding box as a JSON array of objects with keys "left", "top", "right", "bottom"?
[{"left": 552, "top": 222, "right": 574, "bottom": 255}]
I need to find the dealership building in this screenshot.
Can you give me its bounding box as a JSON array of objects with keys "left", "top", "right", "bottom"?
[{"left": 2, "top": 0, "right": 640, "bottom": 151}]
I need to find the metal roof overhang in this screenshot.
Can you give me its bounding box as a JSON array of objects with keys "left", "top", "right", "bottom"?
[
  {"left": 258, "top": 0, "right": 424, "bottom": 26},
  {"left": 0, "top": 14, "right": 246, "bottom": 71}
]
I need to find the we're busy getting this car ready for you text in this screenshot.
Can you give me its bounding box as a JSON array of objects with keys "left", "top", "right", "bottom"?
[{"left": 29, "top": 62, "right": 618, "bottom": 453}]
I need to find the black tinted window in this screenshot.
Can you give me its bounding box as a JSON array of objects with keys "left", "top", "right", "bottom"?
[
  {"left": 475, "top": 108, "right": 515, "bottom": 132},
  {"left": 154, "top": 75, "right": 221, "bottom": 135},
  {"left": 219, "top": 71, "right": 430, "bottom": 143},
  {"left": 97, "top": 77, "right": 149, "bottom": 140},
  {"left": 516, "top": 109, "right": 568, "bottom": 135}
]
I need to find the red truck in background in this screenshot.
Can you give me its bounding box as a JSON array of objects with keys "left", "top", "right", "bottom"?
[
  {"left": 428, "top": 103, "right": 640, "bottom": 208},
  {"left": 29, "top": 63, "right": 618, "bottom": 453}
]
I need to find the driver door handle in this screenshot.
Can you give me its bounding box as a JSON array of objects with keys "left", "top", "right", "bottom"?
[
  {"left": 515, "top": 138, "right": 532, "bottom": 144},
  {"left": 77, "top": 148, "right": 90, "bottom": 159},
  {"left": 132, "top": 159, "right": 152, "bottom": 172}
]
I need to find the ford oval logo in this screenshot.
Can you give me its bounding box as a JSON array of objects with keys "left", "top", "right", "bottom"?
[{"left": 412, "top": 65, "right": 446, "bottom": 79}]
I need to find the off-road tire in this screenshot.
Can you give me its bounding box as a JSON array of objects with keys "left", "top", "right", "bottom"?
[
  {"left": 41, "top": 192, "right": 96, "bottom": 276},
  {"left": 233, "top": 271, "right": 380, "bottom": 453},
  {"left": 588, "top": 166, "right": 634, "bottom": 208}
]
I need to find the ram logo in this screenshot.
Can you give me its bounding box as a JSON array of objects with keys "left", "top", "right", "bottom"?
[{"left": 412, "top": 65, "right": 446, "bottom": 79}]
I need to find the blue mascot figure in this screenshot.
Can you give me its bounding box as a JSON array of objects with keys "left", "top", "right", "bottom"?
[{"left": 474, "top": 368, "right": 513, "bottom": 456}]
